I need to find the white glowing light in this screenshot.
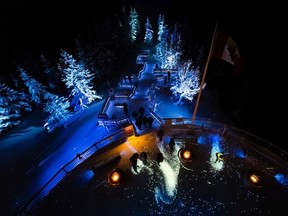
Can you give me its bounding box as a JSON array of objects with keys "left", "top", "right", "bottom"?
[
  {"left": 170, "top": 61, "right": 205, "bottom": 105},
  {"left": 154, "top": 140, "right": 181, "bottom": 203},
  {"left": 144, "top": 17, "right": 153, "bottom": 44},
  {"left": 159, "top": 160, "right": 178, "bottom": 196},
  {"left": 129, "top": 8, "right": 140, "bottom": 43},
  {"left": 210, "top": 145, "right": 224, "bottom": 171}
]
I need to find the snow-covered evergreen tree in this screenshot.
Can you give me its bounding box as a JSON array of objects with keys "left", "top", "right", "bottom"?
[
  {"left": 155, "top": 22, "right": 182, "bottom": 70},
  {"left": 155, "top": 14, "right": 169, "bottom": 69},
  {"left": 129, "top": 7, "right": 140, "bottom": 43},
  {"left": 19, "top": 67, "right": 47, "bottom": 104},
  {"left": 170, "top": 61, "right": 205, "bottom": 105},
  {"left": 157, "top": 14, "right": 165, "bottom": 42},
  {"left": 43, "top": 92, "right": 71, "bottom": 132},
  {"left": 0, "top": 83, "right": 32, "bottom": 133},
  {"left": 144, "top": 17, "right": 153, "bottom": 44},
  {"left": 0, "top": 107, "right": 12, "bottom": 134},
  {"left": 58, "top": 49, "right": 102, "bottom": 112}
]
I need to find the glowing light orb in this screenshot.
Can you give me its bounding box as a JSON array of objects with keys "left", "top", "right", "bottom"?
[
  {"left": 249, "top": 174, "right": 260, "bottom": 184},
  {"left": 108, "top": 169, "right": 122, "bottom": 186},
  {"left": 246, "top": 171, "right": 263, "bottom": 187},
  {"left": 179, "top": 148, "right": 193, "bottom": 162}
]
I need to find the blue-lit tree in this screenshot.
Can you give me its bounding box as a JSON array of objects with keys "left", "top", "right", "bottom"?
[
  {"left": 157, "top": 14, "right": 165, "bottom": 42},
  {"left": 155, "top": 14, "right": 168, "bottom": 69},
  {"left": 166, "top": 24, "right": 182, "bottom": 69},
  {"left": 144, "top": 17, "right": 153, "bottom": 44},
  {"left": 170, "top": 61, "right": 205, "bottom": 105},
  {"left": 19, "top": 67, "right": 47, "bottom": 104},
  {"left": 129, "top": 7, "right": 140, "bottom": 43},
  {"left": 0, "top": 83, "right": 32, "bottom": 133},
  {"left": 155, "top": 22, "right": 182, "bottom": 70},
  {"left": 0, "top": 107, "right": 12, "bottom": 133},
  {"left": 43, "top": 92, "right": 71, "bottom": 132},
  {"left": 58, "top": 49, "right": 102, "bottom": 112}
]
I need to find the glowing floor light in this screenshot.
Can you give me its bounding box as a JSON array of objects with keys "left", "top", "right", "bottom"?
[
  {"left": 108, "top": 169, "right": 123, "bottom": 186},
  {"left": 179, "top": 148, "right": 193, "bottom": 162},
  {"left": 209, "top": 134, "right": 224, "bottom": 171},
  {"left": 247, "top": 171, "right": 263, "bottom": 187},
  {"left": 274, "top": 173, "right": 288, "bottom": 186}
]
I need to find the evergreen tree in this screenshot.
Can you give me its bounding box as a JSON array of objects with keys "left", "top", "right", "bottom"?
[
  {"left": 0, "top": 107, "right": 13, "bottom": 134},
  {"left": 129, "top": 7, "right": 140, "bottom": 43},
  {"left": 58, "top": 50, "right": 102, "bottom": 112},
  {"left": 155, "top": 14, "right": 169, "bottom": 69},
  {"left": 155, "top": 20, "right": 183, "bottom": 70},
  {"left": 43, "top": 92, "right": 71, "bottom": 132},
  {"left": 19, "top": 67, "right": 47, "bottom": 104},
  {"left": 0, "top": 83, "right": 32, "bottom": 133},
  {"left": 144, "top": 17, "right": 153, "bottom": 44},
  {"left": 157, "top": 14, "right": 165, "bottom": 42},
  {"left": 170, "top": 61, "right": 205, "bottom": 105}
]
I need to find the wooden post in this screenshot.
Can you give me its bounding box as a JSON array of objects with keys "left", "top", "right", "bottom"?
[{"left": 192, "top": 23, "right": 218, "bottom": 125}]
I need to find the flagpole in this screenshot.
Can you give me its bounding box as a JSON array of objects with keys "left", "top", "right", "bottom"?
[{"left": 191, "top": 22, "right": 218, "bottom": 125}]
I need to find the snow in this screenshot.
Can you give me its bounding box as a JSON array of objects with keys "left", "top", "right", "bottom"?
[{"left": 0, "top": 99, "right": 113, "bottom": 215}]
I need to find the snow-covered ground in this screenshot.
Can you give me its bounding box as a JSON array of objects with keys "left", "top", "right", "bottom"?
[{"left": 0, "top": 99, "right": 115, "bottom": 215}]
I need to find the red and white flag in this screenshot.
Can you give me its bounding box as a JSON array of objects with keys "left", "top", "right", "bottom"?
[{"left": 212, "top": 31, "right": 240, "bottom": 65}]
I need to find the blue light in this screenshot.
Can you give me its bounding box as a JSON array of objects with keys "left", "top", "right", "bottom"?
[
  {"left": 209, "top": 134, "right": 221, "bottom": 147},
  {"left": 81, "top": 170, "right": 94, "bottom": 183},
  {"left": 234, "top": 148, "right": 246, "bottom": 158},
  {"left": 274, "top": 173, "right": 288, "bottom": 186},
  {"left": 197, "top": 135, "right": 206, "bottom": 145}
]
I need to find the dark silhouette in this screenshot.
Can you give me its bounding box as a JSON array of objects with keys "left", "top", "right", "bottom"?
[
  {"left": 147, "top": 116, "right": 154, "bottom": 128},
  {"left": 142, "top": 115, "right": 147, "bottom": 127},
  {"left": 76, "top": 153, "right": 82, "bottom": 159},
  {"left": 138, "top": 107, "right": 145, "bottom": 116},
  {"left": 168, "top": 137, "right": 175, "bottom": 153},
  {"left": 157, "top": 129, "right": 164, "bottom": 141},
  {"left": 135, "top": 116, "right": 142, "bottom": 130},
  {"left": 139, "top": 152, "right": 148, "bottom": 165},
  {"left": 130, "top": 153, "right": 139, "bottom": 173},
  {"left": 167, "top": 70, "right": 171, "bottom": 82},
  {"left": 156, "top": 152, "right": 164, "bottom": 166},
  {"left": 122, "top": 102, "right": 128, "bottom": 116}
]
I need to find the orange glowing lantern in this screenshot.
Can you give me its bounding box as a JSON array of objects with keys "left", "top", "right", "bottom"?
[
  {"left": 247, "top": 171, "right": 263, "bottom": 187},
  {"left": 108, "top": 169, "right": 122, "bottom": 186},
  {"left": 249, "top": 174, "right": 260, "bottom": 184},
  {"left": 179, "top": 148, "right": 193, "bottom": 162},
  {"left": 183, "top": 150, "right": 191, "bottom": 159}
]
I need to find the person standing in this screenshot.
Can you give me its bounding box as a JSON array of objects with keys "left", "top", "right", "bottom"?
[
  {"left": 157, "top": 129, "right": 164, "bottom": 141},
  {"left": 167, "top": 70, "right": 171, "bottom": 82},
  {"left": 123, "top": 102, "right": 128, "bottom": 116}
]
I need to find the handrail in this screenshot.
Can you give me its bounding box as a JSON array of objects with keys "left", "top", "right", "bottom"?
[{"left": 16, "top": 129, "right": 125, "bottom": 215}]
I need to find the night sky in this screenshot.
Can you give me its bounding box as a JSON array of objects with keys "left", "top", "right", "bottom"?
[{"left": 0, "top": 0, "right": 286, "bottom": 149}]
